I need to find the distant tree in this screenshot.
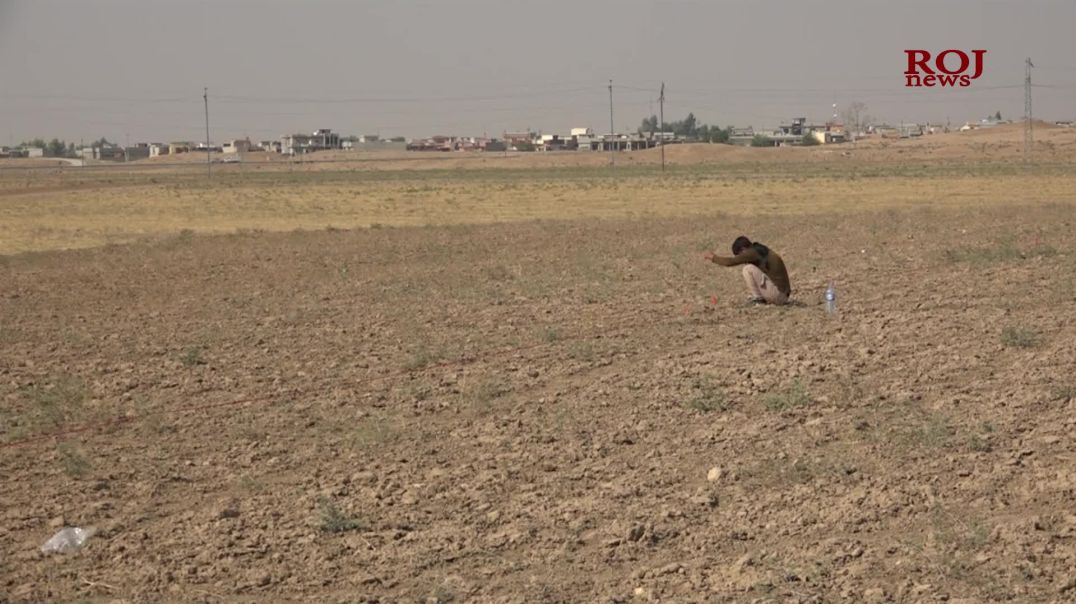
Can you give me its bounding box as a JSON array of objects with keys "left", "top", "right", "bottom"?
[
  {"left": 750, "top": 135, "right": 774, "bottom": 147},
  {"left": 389, "top": 136, "right": 406, "bottom": 143},
  {"left": 21, "top": 138, "right": 47, "bottom": 149},
  {"left": 841, "top": 101, "right": 872, "bottom": 138},
  {"left": 66, "top": 142, "right": 77, "bottom": 158},
  {"left": 699, "top": 125, "right": 731, "bottom": 144},
  {"left": 660, "top": 113, "right": 700, "bottom": 138},
  {"left": 679, "top": 113, "right": 698, "bottom": 137},
  {"left": 46, "top": 138, "right": 67, "bottom": 157},
  {"left": 637, "top": 112, "right": 731, "bottom": 143},
  {"left": 638, "top": 115, "right": 659, "bottom": 136},
  {"left": 995, "top": 110, "right": 1002, "bottom": 121},
  {"left": 94, "top": 137, "right": 111, "bottom": 147},
  {"left": 800, "top": 133, "right": 820, "bottom": 146}
]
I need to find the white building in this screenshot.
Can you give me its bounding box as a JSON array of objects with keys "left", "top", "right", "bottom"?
[
  {"left": 280, "top": 129, "right": 340, "bottom": 155},
  {"left": 222, "top": 138, "right": 251, "bottom": 154}
]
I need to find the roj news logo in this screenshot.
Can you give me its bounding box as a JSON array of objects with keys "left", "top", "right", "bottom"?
[{"left": 905, "top": 49, "right": 986, "bottom": 87}]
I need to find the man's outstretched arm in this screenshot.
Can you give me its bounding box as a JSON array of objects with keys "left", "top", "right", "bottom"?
[{"left": 705, "top": 248, "right": 761, "bottom": 266}]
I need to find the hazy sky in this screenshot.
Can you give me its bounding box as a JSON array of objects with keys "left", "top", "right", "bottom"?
[{"left": 1, "top": 0, "right": 1074, "bottom": 144}]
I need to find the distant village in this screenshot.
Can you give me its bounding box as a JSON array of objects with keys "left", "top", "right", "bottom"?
[{"left": 2, "top": 114, "right": 1070, "bottom": 162}]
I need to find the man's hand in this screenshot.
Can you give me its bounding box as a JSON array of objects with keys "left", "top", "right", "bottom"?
[{"left": 703, "top": 251, "right": 715, "bottom": 262}]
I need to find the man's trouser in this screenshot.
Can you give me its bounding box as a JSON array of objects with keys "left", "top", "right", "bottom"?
[{"left": 743, "top": 265, "right": 789, "bottom": 305}]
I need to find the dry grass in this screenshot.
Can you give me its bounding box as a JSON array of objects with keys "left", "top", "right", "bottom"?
[
  {"left": 685, "top": 376, "right": 730, "bottom": 413},
  {"left": 1001, "top": 325, "right": 1040, "bottom": 348},
  {"left": 2, "top": 157, "right": 1075, "bottom": 255}
]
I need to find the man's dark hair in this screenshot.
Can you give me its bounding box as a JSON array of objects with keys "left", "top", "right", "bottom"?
[{"left": 732, "top": 236, "right": 752, "bottom": 255}]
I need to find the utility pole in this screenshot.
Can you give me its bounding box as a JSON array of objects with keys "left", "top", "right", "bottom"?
[
  {"left": 831, "top": 103, "right": 840, "bottom": 145},
  {"left": 1024, "top": 57, "right": 1034, "bottom": 164},
  {"left": 659, "top": 82, "right": 665, "bottom": 172},
  {"left": 608, "top": 79, "right": 615, "bottom": 167},
  {"left": 204, "top": 87, "right": 211, "bottom": 180}
]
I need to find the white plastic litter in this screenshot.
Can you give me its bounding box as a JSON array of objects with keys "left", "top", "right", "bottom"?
[{"left": 40, "top": 526, "right": 95, "bottom": 554}]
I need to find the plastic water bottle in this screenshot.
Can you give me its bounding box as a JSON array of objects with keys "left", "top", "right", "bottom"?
[
  {"left": 824, "top": 283, "right": 837, "bottom": 315},
  {"left": 41, "top": 526, "right": 95, "bottom": 554}
]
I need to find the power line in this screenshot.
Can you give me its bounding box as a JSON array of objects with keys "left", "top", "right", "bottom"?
[
  {"left": 0, "top": 79, "right": 1057, "bottom": 109},
  {"left": 0, "top": 94, "right": 194, "bottom": 104},
  {"left": 213, "top": 86, "right": 607, "bottom": 105}
]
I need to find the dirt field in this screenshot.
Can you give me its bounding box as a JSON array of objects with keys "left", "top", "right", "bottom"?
[{"left": 2, "top": 127, "right": 1076, "bottom": 602}]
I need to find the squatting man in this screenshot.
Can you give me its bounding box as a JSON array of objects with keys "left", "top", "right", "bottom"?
[{"left": 704, "top": 236, "right": 791, "bottom": 305}]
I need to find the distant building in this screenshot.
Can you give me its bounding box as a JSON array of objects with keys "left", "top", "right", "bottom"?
[
  {"left": 536, "top": 134, "right": 577, "bottom": 151},
  {"left": 80, "top": 145, "right": 123, "bottom": 160},
  {"left": 808, "top": 122, "right": 847, "bottom": 144},
  {"left": 169, "top": 142, "right": 192, "bottom": 155},
  {"left": 504, "top": 131, "right": 537, "bottom": 150},
  {"left": 280, "top": 129, "right": 340, "bottom": 154},
  {"left": 24, "top": 147, "right": 45, "bottom": 158},
  {"left": 312, "top": 129, "right": 339, "bottom": 149},
  {"left": 574, "top": 133, "right": 599, "bottom": 150},
  {"left": 773, "top": 119, "right": 849, "bottom": 145},
  {"left": 406, "top": 137, "right": 449, "bottom": 150},
  {"left": 124, "top": 145, "right": 150, "bottom": 160},
  {"left": 149, "top": 143, "right": 169, "bottom": 157},
  {"left": 222, "top": 138, "right": 251, "bottom": 154},
  {"left": 281, "top": 134, "right": 310, "bottom": 154},
  {"left": 810, "top": 129, "right": 847, "bottom": 144},
  {"left": 575, "top": 133, "right": 656, "bottom": 152},
  {"left": 728, "top": 127, "right": 756, "bottom": 146},
  {"left": 901, "top": 124, "right": 924, "bottom": 137}
]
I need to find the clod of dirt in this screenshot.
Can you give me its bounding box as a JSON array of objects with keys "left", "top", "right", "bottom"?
[
  {"left": 656, "top": 562, "right": 683, "bottom": 576},
  {"left": 863, "top": 587, "right": 887, "bottom": 603},
  {"left": 689, "top": 487, "right": 718, "bottom": 508}
]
